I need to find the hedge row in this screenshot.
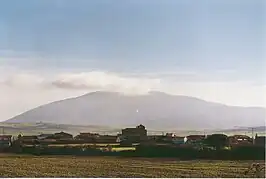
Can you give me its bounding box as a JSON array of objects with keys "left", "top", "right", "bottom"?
[
  {"left": 134, "top": 145, "right": 265, "bottom": 160},
  {"left": 12, "top": 145, "right": 265, "bottom": 160}
]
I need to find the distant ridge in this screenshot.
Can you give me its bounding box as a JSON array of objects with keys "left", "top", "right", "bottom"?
[{"left": 5, "top": 91, "right": 266, "bottom": 130}]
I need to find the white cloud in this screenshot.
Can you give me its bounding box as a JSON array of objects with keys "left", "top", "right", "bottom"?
[
  {"left": 51, "top": 71, "right": 161, "bottom": 94},
  {"left": 1, "top": 71, "right": 162, "bottom": 94},
  {"left": 3, "top": 73, "right": 45, "bottom": 88}
]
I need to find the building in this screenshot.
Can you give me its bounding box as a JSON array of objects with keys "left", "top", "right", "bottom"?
[
  {"left": 166, "top": 133, "right": 176, "bottom": 137},
  {"left": 20, "top": 135, "right": 38, "bottom": 141},
  {"left": 121, "top": 124, "right": 147, "bottom": 143},
  {"left": 95, "top": 135, "right": 120, "bottom": 143},
  {"left": 228, "top": 135, "right": 252, "bottom": 146},
  {"left": 0, "top": 135, "right": 12, "bottom": 149},
  {"left": 186, "top": 135, "right": 206, "bottom": 144},
  {"left": 159, "top": 133, "right": 187, "bottom": 145},
  {"left": 75, "top": 133, "right": 100, "bottom": 141},
  {"left": 255, "top": 135, "right": 265, "bottom": 146},
  {"left": 19, "top": 135, "right": 39, "bottom": 145},
  {"left": 47, "top": 132, "right": 73, "bottom": 140},
  {"left": 0, "top": 135, "right": 12, "bottom": 141},
  {"left": 122, "top": 124, "right": 147, "bottom": 137},
  {"left": 37, "top": 134, "right": 53, "bottom": 140},
  {"left": 172, "top": 136, "right": 187, "bottom": 145},
  {"left": 147, "top": 135, "right": 164, "bottom": 142}
]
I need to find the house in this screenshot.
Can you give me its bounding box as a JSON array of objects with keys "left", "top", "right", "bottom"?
[
  {"left": 255, "top": 135, "right": 265, "bottom": 146},
  {"left": 47, "top": 132, "right": 73, "bottom": 140},
  {"left": 75, "top": 132, "right": 100, "bottom": 141},
  {"left": 228, "top": 135, "right": 252, "bottom": 146},
  {"left": 186, "top": 135, "right": 206, "bottom": 144},
  {"left": 160, "top": 134, "right": 187, "bottom": 145},
  {"left": 121, "top": 124, "right": 147, "bottom": 143},
  {"left": 166, "top": 133, "right": 176, "bottom": 137},
  {"left": 116, "top": 136, "right": 122, "bottom": 143},
  {"left": 142, "top": 135, "right": 163, "bottom": 145},
  {"left": 172, "top": 136, "right": 187, "bottom": 145},
  {"left": 122, "top": 124, "right": 147, "bottom": 137},
  {"left": 148, "top": 135, "right": 164, "bottom": 141},
  {"left": 37, "top": 134, "right": 53, "bottom": 140},
  {"left": 19, "top": 135, "right": 39, "bottom": 144},
  {"left": 95, "top": 135, "right": 119, "bottom": 143},
  {"left": 0, "top": 135, "right": 12, "bottom": 148},
  {"left": 0, "top": 135, "right": 12, "bottom": 141},
  {"left": 20, "top": 135, "right": 38, "bottom": 141}
]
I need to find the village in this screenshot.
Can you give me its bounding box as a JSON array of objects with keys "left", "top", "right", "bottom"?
[{"left": 0, "top": 124, "right": 265, "bottom": 152}]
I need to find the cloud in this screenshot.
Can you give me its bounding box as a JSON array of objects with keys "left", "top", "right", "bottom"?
[
  {"left": 3, "top": 73, "right": 45, "bottom": 88},
  {"left": 51, "top": 71, "right": 162, "bottom": 94},
  {"left": 1, "top": 71, "right": 162, "bottom": 95}
]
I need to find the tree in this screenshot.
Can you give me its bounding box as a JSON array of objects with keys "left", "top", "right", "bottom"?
[{"left": 204, "top": 134, "right": 229, "bottom": 150}]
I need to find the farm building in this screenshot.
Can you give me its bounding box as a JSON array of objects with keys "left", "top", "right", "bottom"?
[{"left": 121, "top": 124, "right": 147, "bottom": 143}]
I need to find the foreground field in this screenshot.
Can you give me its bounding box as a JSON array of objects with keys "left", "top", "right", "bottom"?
[{"left": 0, "top": 154, "right": 264, "bottom": 177}]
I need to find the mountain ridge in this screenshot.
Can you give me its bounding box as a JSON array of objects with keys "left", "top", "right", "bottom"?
[{"left": 5, "top": 91, "right": 266, "bottom": 130}]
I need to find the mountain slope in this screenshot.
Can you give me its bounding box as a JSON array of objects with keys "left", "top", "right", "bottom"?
[{"left": 5, "top": 91, "right": 266, "bottom": 130}]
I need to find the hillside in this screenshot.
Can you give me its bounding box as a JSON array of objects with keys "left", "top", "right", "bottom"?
[{"left": 5, "top": 91, "right": 266, "bottom": 130}]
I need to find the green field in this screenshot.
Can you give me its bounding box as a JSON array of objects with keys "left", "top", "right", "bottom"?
[{"left": 0, "top": 154, "right": 264, "bottom": 177}]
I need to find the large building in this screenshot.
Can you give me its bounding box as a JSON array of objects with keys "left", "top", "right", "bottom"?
[{"left": 121, "top": 124, "right": 147, "bottom": 143}]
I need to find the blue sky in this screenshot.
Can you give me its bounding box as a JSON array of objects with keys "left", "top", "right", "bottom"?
[
  {"left": 0, "top": 0, "right": 265, "bottom": 73},
  {"left": 0, "top": 0, "right": 265, "bottom": 120}
]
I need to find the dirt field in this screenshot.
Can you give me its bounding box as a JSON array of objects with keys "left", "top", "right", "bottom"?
[{"left": 0, "top": 154, "right": 264, "bottom": 177}]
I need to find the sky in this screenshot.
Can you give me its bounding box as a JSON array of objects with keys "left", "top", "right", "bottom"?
[{"left": 0, "top": 0, "right": 265, "bottom": 121}]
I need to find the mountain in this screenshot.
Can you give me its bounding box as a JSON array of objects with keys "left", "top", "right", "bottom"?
[
  {"left": 5, "top": 91, "right": 266, "bottom": 130},
  {"left": 0, "top": 122, "right": 120, "bottom": 136}
]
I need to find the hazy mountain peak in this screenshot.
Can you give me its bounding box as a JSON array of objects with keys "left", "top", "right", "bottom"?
[
  {"left": 148, "top": 91, "right": 169, "bottom": 96},
  {"left": 5, "top": 91, "right": 266, "bottom": 130},
  {"left": 81, "top": 91, "right": 122, "bottom": 97}
]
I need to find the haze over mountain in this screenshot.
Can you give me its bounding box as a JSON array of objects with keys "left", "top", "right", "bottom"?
[{"left": 6, "top": 91, "right": 266, "bottom": 130}]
